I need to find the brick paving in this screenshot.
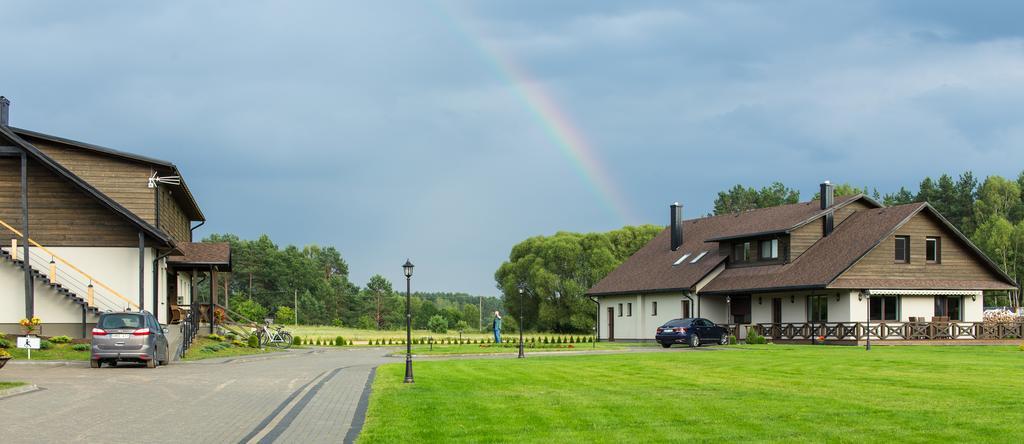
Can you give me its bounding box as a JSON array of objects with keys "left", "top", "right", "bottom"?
[{"left": 0, "top": 347, "right": 401, "bottom": 443}]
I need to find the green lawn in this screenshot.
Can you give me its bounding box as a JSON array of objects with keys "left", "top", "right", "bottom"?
[
  {"left": 406, "top": 341, "right": 653, "bottom": 355},
  {"left": 4, "top": 343, "right": 90, "bottom": 361},
  {"left": 286, "top": 325, "right": 593, "bottom": 346},
  {"left": 181, "top": 337, "right": 281, "bottom": 361},
  {"left": 0, "top": 381, "right": 27, "bottom": 390},
  {"left": 359, "top": 345, "right": 1024, "bottom": 443}
]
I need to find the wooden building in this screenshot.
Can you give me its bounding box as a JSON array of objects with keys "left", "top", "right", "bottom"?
[
  {"left": 0, "top": 97, "right": 230, "bottom": 338},
  {"left": 587, "top": 182, "right": 1021, "bottom": 343}
]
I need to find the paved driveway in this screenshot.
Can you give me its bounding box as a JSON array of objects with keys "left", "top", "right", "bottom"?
[{"left": 0, "top": 347, "right": 401, "bottom": 444}]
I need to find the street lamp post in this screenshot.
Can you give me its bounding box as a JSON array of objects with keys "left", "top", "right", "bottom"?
[
  {"left": 403, "top": 259, "right": 415, "bottom": 383},
  {"left": 518, "top": 287, "right": 525, "bottom": 359}
]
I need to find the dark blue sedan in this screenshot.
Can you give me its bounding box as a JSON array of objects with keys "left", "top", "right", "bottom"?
[{"left": 656, "top": 318, "right": 728, "bottom": 348}]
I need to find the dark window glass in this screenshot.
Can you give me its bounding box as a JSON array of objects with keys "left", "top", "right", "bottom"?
[
  {"left": 651, "top": 301, "right": 658, "bottom": 316},
  {"left": 627, "top": 303, "right": 632, "bottom": 317},
  {"left": 99, "top": 314, "right": 144, "bottom": 329},
  {"left": 618, "top": 304, "right": 622, "bottom": 317},
  {"left": 895, "top": 236, "right": 910, "bottom": 262},
  {"left": 808, "top": 295, "right": 828, "bottom": 322},
  {"left": 926, "top": 237, "right": 940, "bottom": 263},
  {"left": 681, "top": 300, "right": 691, "bottom": 318},
  {"left": 870, "top": 296, "right": 899, "bottom": 321},
  {"left": 665, "top": 319, "right": 693, "bottom": 327},
  {"left": 935, "top": 296, "right": 962, "bottom": 321},
  {"left": 759, "top": 239, "right": 779, "bottom": 260}
]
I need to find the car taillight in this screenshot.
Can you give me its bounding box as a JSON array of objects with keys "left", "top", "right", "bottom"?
[
  {"left": 92, "top": 328, "right": 107, "bottom": 336},
  {"left": 132, "top": 328, "right": 151, "bottom": 336}
]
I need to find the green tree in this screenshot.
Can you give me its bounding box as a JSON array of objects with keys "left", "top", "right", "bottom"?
[
  {"left": 364, "top": 275, "right": 394, "bottom": 330},
  {"left": 812, "top": 183, "right": 871, "bottom": 200},
  {"left": 427, "top": 315, "right": 448, "bottom": 334},
  {"left": 713, "top": 182, "right": 800, "bottom": 215},
  {"left": 883, "top": 187, "right": 915, "bottom": 206},
  {"left": 975, "top": 176, "right": 1022, "bottom": 224},
  {"left": 232, "top": 298, "right": 268, "bottom": 323},
  {"left": 276, "top": 306, "right": 296, "bottom": 325}
]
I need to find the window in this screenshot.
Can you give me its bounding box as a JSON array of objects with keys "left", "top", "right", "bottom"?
[
  {"left": 673, "top": 254, "right": 691, "bottom": 266},
  {"left": 808, "top": 295, "right": 829, "bottom": 322},
  {"left": 734, "top": 242, "right": 752, "bottom": 262},
  {"left": 690, "top": 251, "right": 708, "bottom": 263},
  {"left": 651, "top": 301, "right": 658, "bottom": 316},
  {"left": 681, "top": 300, "right": 691, "bottom": 318},
  {"left": 934, "top": 296, "right": 962, "bottom": 321},
  {"left": 618, "top": 303, "right": 623, "bottom": 317},
  {"left": 869, "top": 296, "right": 899, "bottom": 321},
  {"left": 926, "top": 237, "right": 941, "bottom": 263},
  {"left": 627, "top": 303, "right": 632, "bottom": 317},
  {"left": 759, "top": 239, "right": 779, "bottom": 260},
  {"left": 895, "top": 236, "right": 910, "bottom": 263}
]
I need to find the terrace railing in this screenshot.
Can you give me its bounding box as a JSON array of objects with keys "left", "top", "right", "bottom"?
[{"left": 752, "top": 322, "right": 1024, "bottom": 341}]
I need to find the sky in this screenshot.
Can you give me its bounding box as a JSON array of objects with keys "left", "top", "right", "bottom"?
[{"left": 3, "top": 1, "right": 1024, "bottom": 296}]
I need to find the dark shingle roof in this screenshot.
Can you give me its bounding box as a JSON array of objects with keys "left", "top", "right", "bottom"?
[
  {"left": 586, "top": 195, "right": 870, "bottom": 296},
  {"left": 168, "top": 242, "right": 231, "bottom": 269}
]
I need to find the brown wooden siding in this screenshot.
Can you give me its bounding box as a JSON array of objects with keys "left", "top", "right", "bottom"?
[
  {"left": 0, "top": 158, "right": 142, "bottom": 247},
  {"left": 157, "top": 186, "right": 190, "bottom": 243},
  {"left": 834, "top": 200, "right": 871, "bottom": 227},
  {"left": 30, "top": 139, "right": 156, "bottom": 223},
  {"left": 789, "top": 218, "right": 823, "bottom": 261},
  {"left": 839, "top": 211, "right": 1005, "bottom": 283}
]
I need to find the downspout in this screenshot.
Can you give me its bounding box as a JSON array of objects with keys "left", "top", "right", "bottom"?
[
  {"left": 588, "top": 294, "right": 599, "bottom": 344},
  {"left": 153, "top": 248, "right": 174, "bottom": 324},
  {"left": 189, "top": 220, "right": 206, "bottom": 243},
  {"left": 139, "top": 231, "right": 145, "bottom": 311},
  {"left": 684, "top": 292, "right": 696, "bottom": 318}
]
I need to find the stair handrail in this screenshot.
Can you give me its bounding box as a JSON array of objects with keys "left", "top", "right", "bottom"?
[{"left": 0, "top": 217, "right": 139, "bottom": 310}]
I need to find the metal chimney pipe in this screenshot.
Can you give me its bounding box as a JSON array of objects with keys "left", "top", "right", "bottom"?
[
  {"left": 820, "top": 180, "right": 834, "bottom": 210},
  {"left": 0, "top": 96, "right": 9, "bottom": 126},
  {"left": 670, "top": 203, "right": 683, "bottom": 251}
]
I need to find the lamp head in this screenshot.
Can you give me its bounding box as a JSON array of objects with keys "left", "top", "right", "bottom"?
[{"left": 402, "top": 259, "right": 414, "bottom": 278}]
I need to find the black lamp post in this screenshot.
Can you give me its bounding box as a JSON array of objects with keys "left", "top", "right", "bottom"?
[
  {"left": 518, "top": 287, "right": 525, "bottom": 359},
  {"left": 403, "top": 259, "right": 415, "bottom": 383}
]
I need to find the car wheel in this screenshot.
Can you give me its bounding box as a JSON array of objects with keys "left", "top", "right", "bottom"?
[
  {"left": 146, "top": 359, "right": 157, "bottom": 369},
  {"left": 90, "top": 359, "right": 100, "bottom": 368},
  {"left": 661, "top": 342, "right": 671, "bottom": 348},
  {"left": 719, "top": 335, "right": 729, "bottom": 345},
  {"left": 690, "top": 334, "right": 700, "bottom": 348}
]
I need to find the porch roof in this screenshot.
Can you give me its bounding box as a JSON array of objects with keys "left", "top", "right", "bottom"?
[{"left": 167, "top": 242, "right": 231, "bottom": 271}]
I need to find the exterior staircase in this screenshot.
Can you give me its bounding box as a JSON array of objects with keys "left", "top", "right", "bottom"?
[{"left": 0, "top": 247, "right": 102, "bottom": 316}]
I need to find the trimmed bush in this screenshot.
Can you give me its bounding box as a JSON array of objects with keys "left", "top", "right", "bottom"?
[
  {"left": 49, "top": 335, "right": 73, "bottom": 344},
  {"left": 39, "top": 340, "right": 53, "bottom": 350},
  {"left": 334, "top": 336, "right": 345, "bottom": 346},
  {"left": 247, "top": 334, "right": 260, "bottom": 348},
  {"left": 1019, "top": 342, "right": 1024, "bottom": 352},
  {"left": 293, "top": 336, "right": 302, "bottom": 346},
  {"left": 232, "top": 340, "right": 246, "bottom": 347},
  {"left": 208, "top": 334, "right": 225, "bottom": 342},
  {"left": 71, "top": 343, "right": 90, "bottom": 351},
  {"left": 727, "top": 335, "right": 738, "bottom": 345}
]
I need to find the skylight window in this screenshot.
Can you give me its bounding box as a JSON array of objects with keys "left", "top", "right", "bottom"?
[
  {"left": 690, "top": 251, "right": 708, "bottom": 263},
  {"left": 673, "top": 254, "right": 691, "bottom": 266}
]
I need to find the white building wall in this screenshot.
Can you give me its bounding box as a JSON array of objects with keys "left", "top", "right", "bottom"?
[
  {"left": 42, "top": 246, "right": 154, "bottom": 313},
  {"left": 964, "top": 294, "right": 983, "bottom": 322},
  {"left": 698, "top": 295, "right": 728, "bottom": 324},
  {"left": 900, "top": 296, "right": 934, "bottom": 321}
]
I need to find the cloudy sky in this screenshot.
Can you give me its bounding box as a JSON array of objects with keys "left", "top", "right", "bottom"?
[{"left": 3, "top": 1, "right": 1024, "bottom": 295}]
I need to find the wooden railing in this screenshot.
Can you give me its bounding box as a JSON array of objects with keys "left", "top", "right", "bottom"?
[
  {"left": 0, "top": 218, "right": 139, "bottom": 311},
  {"left": 750, "top": 322, "right": 1024, "bottom": 341}
]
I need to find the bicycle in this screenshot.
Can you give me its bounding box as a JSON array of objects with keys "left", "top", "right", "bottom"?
[{"left": 254, "top": 323, "right": 293, "bottom": 348}]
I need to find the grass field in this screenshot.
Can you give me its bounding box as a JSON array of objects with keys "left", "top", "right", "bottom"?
[
  {"left": 359, "top": 345, "right": 1024, "bottom": 443},
  {"left": 0, "top": 381, "right": 27, "bottom": 390},
  {"left": 406, "top": 341, "right": 653, "bottom": 355},
  {"left": 287, "top": 325, "right": 591, "bottom": 346}
]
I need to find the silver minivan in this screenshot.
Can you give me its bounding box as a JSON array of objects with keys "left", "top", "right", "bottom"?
[{"left": 90, "top": 311, "right": 169, "bottom": 368}]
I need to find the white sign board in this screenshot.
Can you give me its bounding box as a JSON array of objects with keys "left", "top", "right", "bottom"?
[{"left": 17, "top": 336, "right": 40, "bottom": 350}]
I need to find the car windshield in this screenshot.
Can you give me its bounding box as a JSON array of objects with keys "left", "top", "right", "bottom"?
[
  {"left": 99, "top": 314, "right": 144, "bottom": 329},
  {"left": 663, "top": 319, "right": 692, "bottom": 327}
]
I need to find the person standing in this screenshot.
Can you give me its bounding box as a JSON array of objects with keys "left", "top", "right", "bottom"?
[{"left": 492, "top": 311, "right": 502, "bottom": 343}]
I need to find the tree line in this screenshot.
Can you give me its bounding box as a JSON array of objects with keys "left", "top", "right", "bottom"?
[{"left": 200, "top": 233, "right": 500, "bottom": 330}]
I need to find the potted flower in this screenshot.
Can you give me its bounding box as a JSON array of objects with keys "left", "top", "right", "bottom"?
[
  {"left": 0, "top": 348, "right": 11, "bottom": 369},
  {"left": 19, "top": 316, "right": 41, "bottom": 336}
]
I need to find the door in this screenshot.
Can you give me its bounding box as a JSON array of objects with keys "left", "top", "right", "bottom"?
[
  {"left": 681, "top": 300, "right": 691, "bottom": 318},
  {"left": 607, "top": 307, "right": 615, "bottom": 342},
  {"left": 772, "top": 298, "right": 782, "bottom": 324}
]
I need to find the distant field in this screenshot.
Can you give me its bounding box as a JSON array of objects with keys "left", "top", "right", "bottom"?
[{"left": 359, "top": 345, "right": 1024, "bottom": 443}]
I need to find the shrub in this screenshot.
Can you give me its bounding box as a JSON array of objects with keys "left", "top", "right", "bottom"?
[
  {"left": 247, "top": 334, "right": 260, "bottom": 348},
  {"left": 1019, "top": 342, "right": 1024, "bottom": 352},
  {"left": 232, "top": 340, "right": 245, "bottom": 347},
  {"left": 334, "top": 336, "right": 345, "bottom": 346},
  {"left": 727, "top": 335, "right": 738, "bottom": 345},
  {"left": 348, "top": 339, "right": 354, "bottom": 346},
  {"left": 427, "top": 315, "right": 448, "bottom": 334},
  {"left": 208, "top": 334, "right": 225, "bottom": 342},
  {"left": 746, "top": 329, "right": 767, "bottom": 345},
  {"left": 293, "top": 336, "right": 302, "bottom": 346},
  {"left": 276, "top": 306, "right": 295, "bottom": 325},
  {"left": 39, "top": 340, "right": 53, "bottom": 350},
  {"left": 331, "top": 318, "right": 344, "bottom": 327},
  {"left": 71, "top": 343, "right": 90, "bottom": 351},
  {"left": 49, "top": 335, "right": 73, "bottom": 344},
  {"left": 0, "top": 349, "right": 11, "bottom": 358},
  {"left": 225, "top": 332, "right": 238, "bottom": 341},
  {"left": 0, "top": 338, "right": 12, "bottom": 348},
  {"left": 234, "top": 299, "right": 268, "bottom": 324}
]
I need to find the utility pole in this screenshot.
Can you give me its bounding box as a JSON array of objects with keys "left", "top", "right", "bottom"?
[
  {"left": 479, "top": 296, "right": 482, "bottom": 332},
  {"left": 294, "top": 289, "right": 298, "bottom": 325}
]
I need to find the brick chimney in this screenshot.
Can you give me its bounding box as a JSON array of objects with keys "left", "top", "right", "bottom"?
[{"left": 670, "top": 203, "right": 683, "bottom": 251}]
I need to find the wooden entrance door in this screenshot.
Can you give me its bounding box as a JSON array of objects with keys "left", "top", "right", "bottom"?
[
  {"left": 607, "top": 307, "right": 615, "bottom": 341},
  {"left": 772, "top": 298, "right": 782, "bottom": 324}
]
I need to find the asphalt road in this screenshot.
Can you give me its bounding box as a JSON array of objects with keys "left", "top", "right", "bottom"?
[{"left": 0, "top": 347, "right": 401, "bottom": 444}]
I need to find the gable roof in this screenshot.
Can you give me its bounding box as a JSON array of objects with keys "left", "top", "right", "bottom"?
[
  {"left": 586, "top": 195, "right": 875, "bottom": 296},
  {"left": 11, "top": 127, "right": 205, "bottom": 221},
  {"left": 0, "top": 125, "right": 175, "bottom": 247},
  {"left": 168, "top": 242, "right": 232, "bottom": 270}
]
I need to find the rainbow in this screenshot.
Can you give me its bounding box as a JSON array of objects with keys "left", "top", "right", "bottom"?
[{"left": 436, "top": 4, "right": 638, "bottom": 225}]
